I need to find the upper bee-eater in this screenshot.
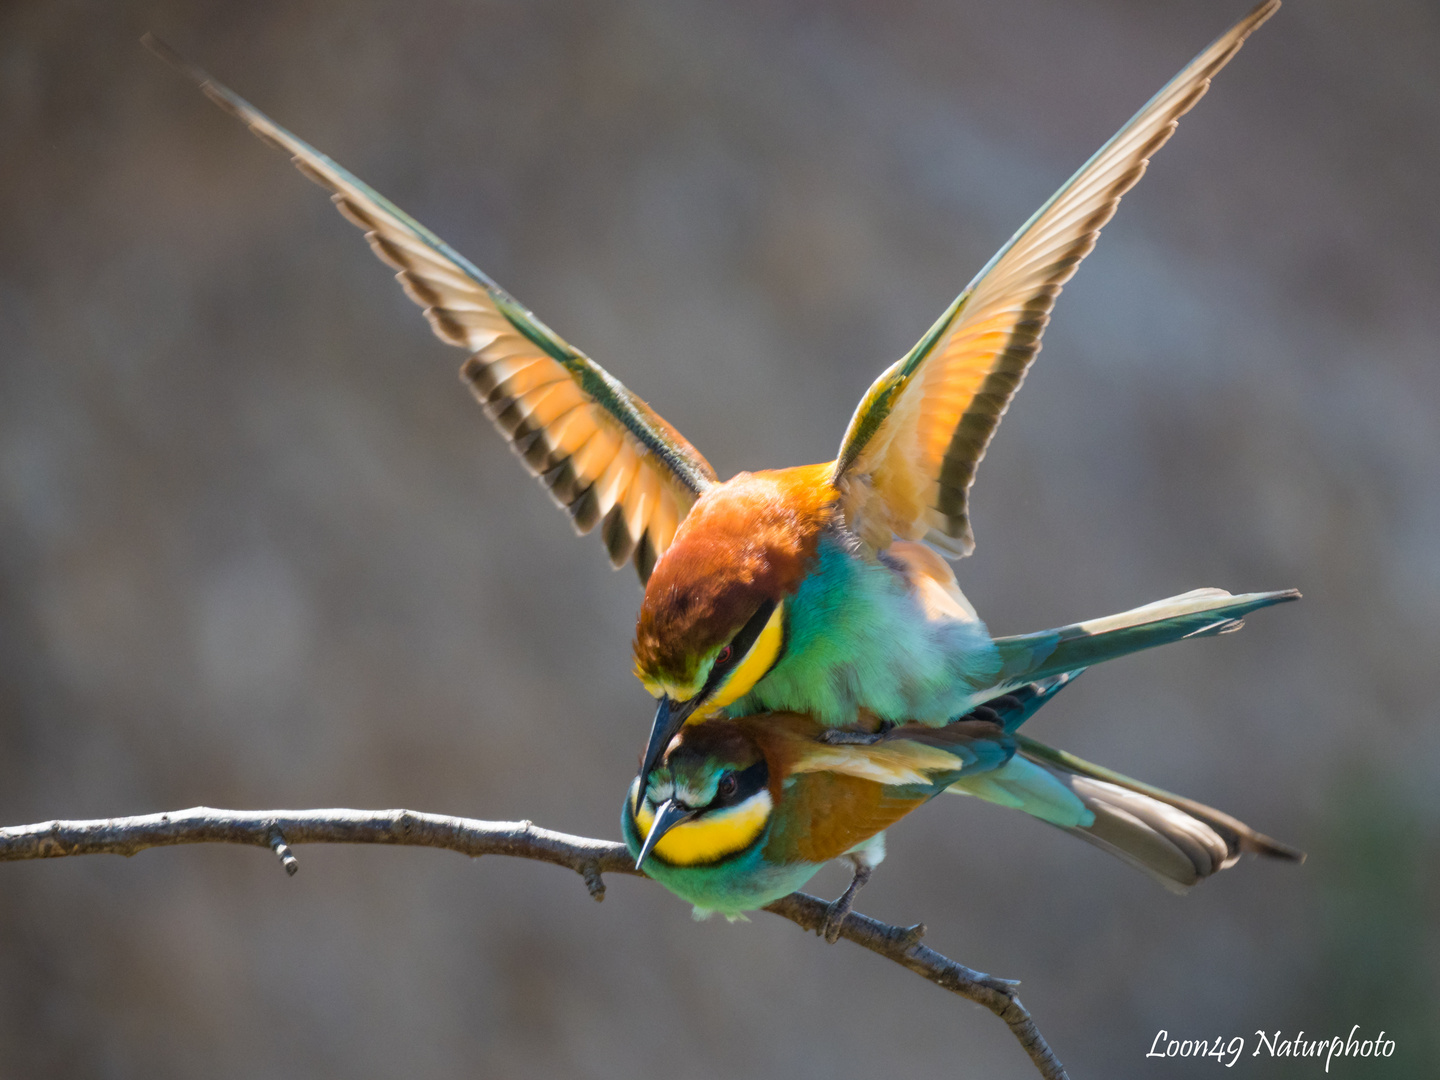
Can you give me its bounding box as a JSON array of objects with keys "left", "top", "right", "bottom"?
[
  {"left": 146, "top": 1, "right": 1290, "bottom": 783},
  {"left": 623, "top": 674, "right": 1302, "bottom": 937}
]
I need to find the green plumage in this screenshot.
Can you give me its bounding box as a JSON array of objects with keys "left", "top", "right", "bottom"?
[
  {"left": 630, "top": 671, "right": 1301, "bottom": 918},
  {"left": 733, "top": 534, "right": 1297, "bottom": 730}
]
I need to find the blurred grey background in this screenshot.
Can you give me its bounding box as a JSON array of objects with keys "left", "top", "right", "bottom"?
[{"left": 2, "top": 0, "right": 1436, "bottom": 1076}]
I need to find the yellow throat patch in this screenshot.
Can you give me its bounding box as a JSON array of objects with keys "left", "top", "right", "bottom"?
[
  {"left": 635, "top": 789, "right": 773, "bottom": 866},
  {"left": 698, "top": 601, "right": 785, "bottom": 716}
]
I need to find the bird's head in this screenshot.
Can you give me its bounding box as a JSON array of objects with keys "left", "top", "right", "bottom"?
[
  {"left": 631, "top": 465, "right": 835, "bottom": 781},
  {"left": 627, "top": 721, "right": 773, "bottom": 872}
]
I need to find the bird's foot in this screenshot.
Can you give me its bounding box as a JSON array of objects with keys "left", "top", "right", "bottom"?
[
  {"left": 818, "top": 724, "right": 893, "bottom": 746},
  {"left": 821, "top": 864, "right": 872, "bottom": 944}
]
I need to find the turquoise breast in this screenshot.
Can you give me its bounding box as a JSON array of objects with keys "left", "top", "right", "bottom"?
[{"left": 732, "top": 534, "right": 1001, "bottom": 726}]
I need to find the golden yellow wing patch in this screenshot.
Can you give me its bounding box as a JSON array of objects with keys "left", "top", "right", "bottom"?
[
  {"left": 787, "top": 739, "right": 975, "bottom": 788},
  {"left": 147, "top": 36, "right": 717, "bottom": 582},
  {"left": 833, "top": 1, "right": 1278, "bottom": 558},
  {"left": 769, "top": 771, "right": 928, "bottom": 866}
]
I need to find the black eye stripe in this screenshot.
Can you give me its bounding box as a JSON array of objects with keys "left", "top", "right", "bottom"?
[
  {"left": 700, "top": 598, "right": 778, "bottom": 696},
  {"left": 705, "top": 759, "right": 769, "bottom": 811},
  {"left": 724, "top": 599, "right": 777, "bottom": 667}
]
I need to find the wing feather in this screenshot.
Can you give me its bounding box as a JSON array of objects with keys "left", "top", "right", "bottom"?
[
  {"left": 788, "top": 718, "right": 1016, "bottom": 788},
  {"left": 145, "top": 36, "right": 717, "bottom": 581},
  {"left": 833, "top": 1, "right": 1278, "bottom": 557}
]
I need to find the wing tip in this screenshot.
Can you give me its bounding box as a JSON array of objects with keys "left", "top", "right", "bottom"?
[
  {"left": 1247, "top": 0, "right": 1282, "bottom": 34},
  {"left": 142, "top": 34, "right": 240, "bottom": 115},
  {"left": 140, "top": 33, "right": 197, "bottom": 82},
  {"left": 1247, "top": 832, "right": 1305, "bottom": 864}
]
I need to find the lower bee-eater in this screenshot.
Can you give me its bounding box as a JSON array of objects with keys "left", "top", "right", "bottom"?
[{"left": 624, "top": 674, "right": 1302, "bottom": 938}]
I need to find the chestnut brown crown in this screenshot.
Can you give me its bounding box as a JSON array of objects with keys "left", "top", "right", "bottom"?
[{"left": 632, "top": 463, "right": 836, "bottom": 693}]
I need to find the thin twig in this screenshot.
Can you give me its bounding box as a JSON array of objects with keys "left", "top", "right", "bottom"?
[
  {"left": 0, "top": 807, "right": 1068, "bottom": 1079},
  {"left": 267, "top": 822, "right": 300, "bottom": 875}
]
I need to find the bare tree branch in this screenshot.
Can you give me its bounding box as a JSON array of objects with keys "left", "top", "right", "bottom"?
[{"left": 0, "top": 807, "right": 1068, "bottom": 1079}]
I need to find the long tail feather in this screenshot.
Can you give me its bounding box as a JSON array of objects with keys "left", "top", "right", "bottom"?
[
  {"left": 969, "top": 670, "right": 1080, "bottom": 733},
  {"left": 1015, "top": 735, "right": 1304, "bottom": 891},
  {"left": 990, "top": 587, "right": 1300, "bottom": 693}
]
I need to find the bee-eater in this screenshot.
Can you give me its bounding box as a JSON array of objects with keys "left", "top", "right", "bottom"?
[
  {"left": 147, "top": 1, "right": 1289, "bottom": 780},
  {"left": 623, "top": 674, "right": 1302, "bottom": 937}
]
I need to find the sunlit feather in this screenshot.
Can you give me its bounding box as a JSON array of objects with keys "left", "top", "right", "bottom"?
[{"left": 834, "top": 0, "right": 1279, "bottom": 558}]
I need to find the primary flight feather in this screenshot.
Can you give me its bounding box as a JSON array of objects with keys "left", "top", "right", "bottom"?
[
  {"left": 143, "top": 34, "right": 715, "bottom": 583},
  {"left": 833, "top": 0, "right": 1279, "bottom": 557}
]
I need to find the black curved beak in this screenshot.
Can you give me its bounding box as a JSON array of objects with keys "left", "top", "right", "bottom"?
[
  {"left": 639, "top": 695, "right": 698, "bottom": 783},
  {"left": 634, "top": 798, "right": 697, "bottom": 871}
]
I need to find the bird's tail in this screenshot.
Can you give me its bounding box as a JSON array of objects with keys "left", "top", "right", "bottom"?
[
  {"left": 988, "top": 587, "right": 1299, "bottom": 693},
  {"left": 1012, "top": 735, "right": 1304, "bottom": 890},
  {"left": 972, "top": 670, "right": 1080, "bottom": 733}
]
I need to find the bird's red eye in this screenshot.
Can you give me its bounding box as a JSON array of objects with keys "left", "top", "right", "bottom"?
[
  {"left": 716, "top": 773, "right": 738, "bottom": 799},
  {"left": 716, "top": 645, "right": 733, "bottom": 666}
]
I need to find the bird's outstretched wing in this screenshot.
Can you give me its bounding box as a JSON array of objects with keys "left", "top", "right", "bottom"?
[
  {"left": 145, "top": 36, "right": 717, "bottom": 582},
  {"left": 832, "top": 0, "right": 1278, "bottom": 557}
]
